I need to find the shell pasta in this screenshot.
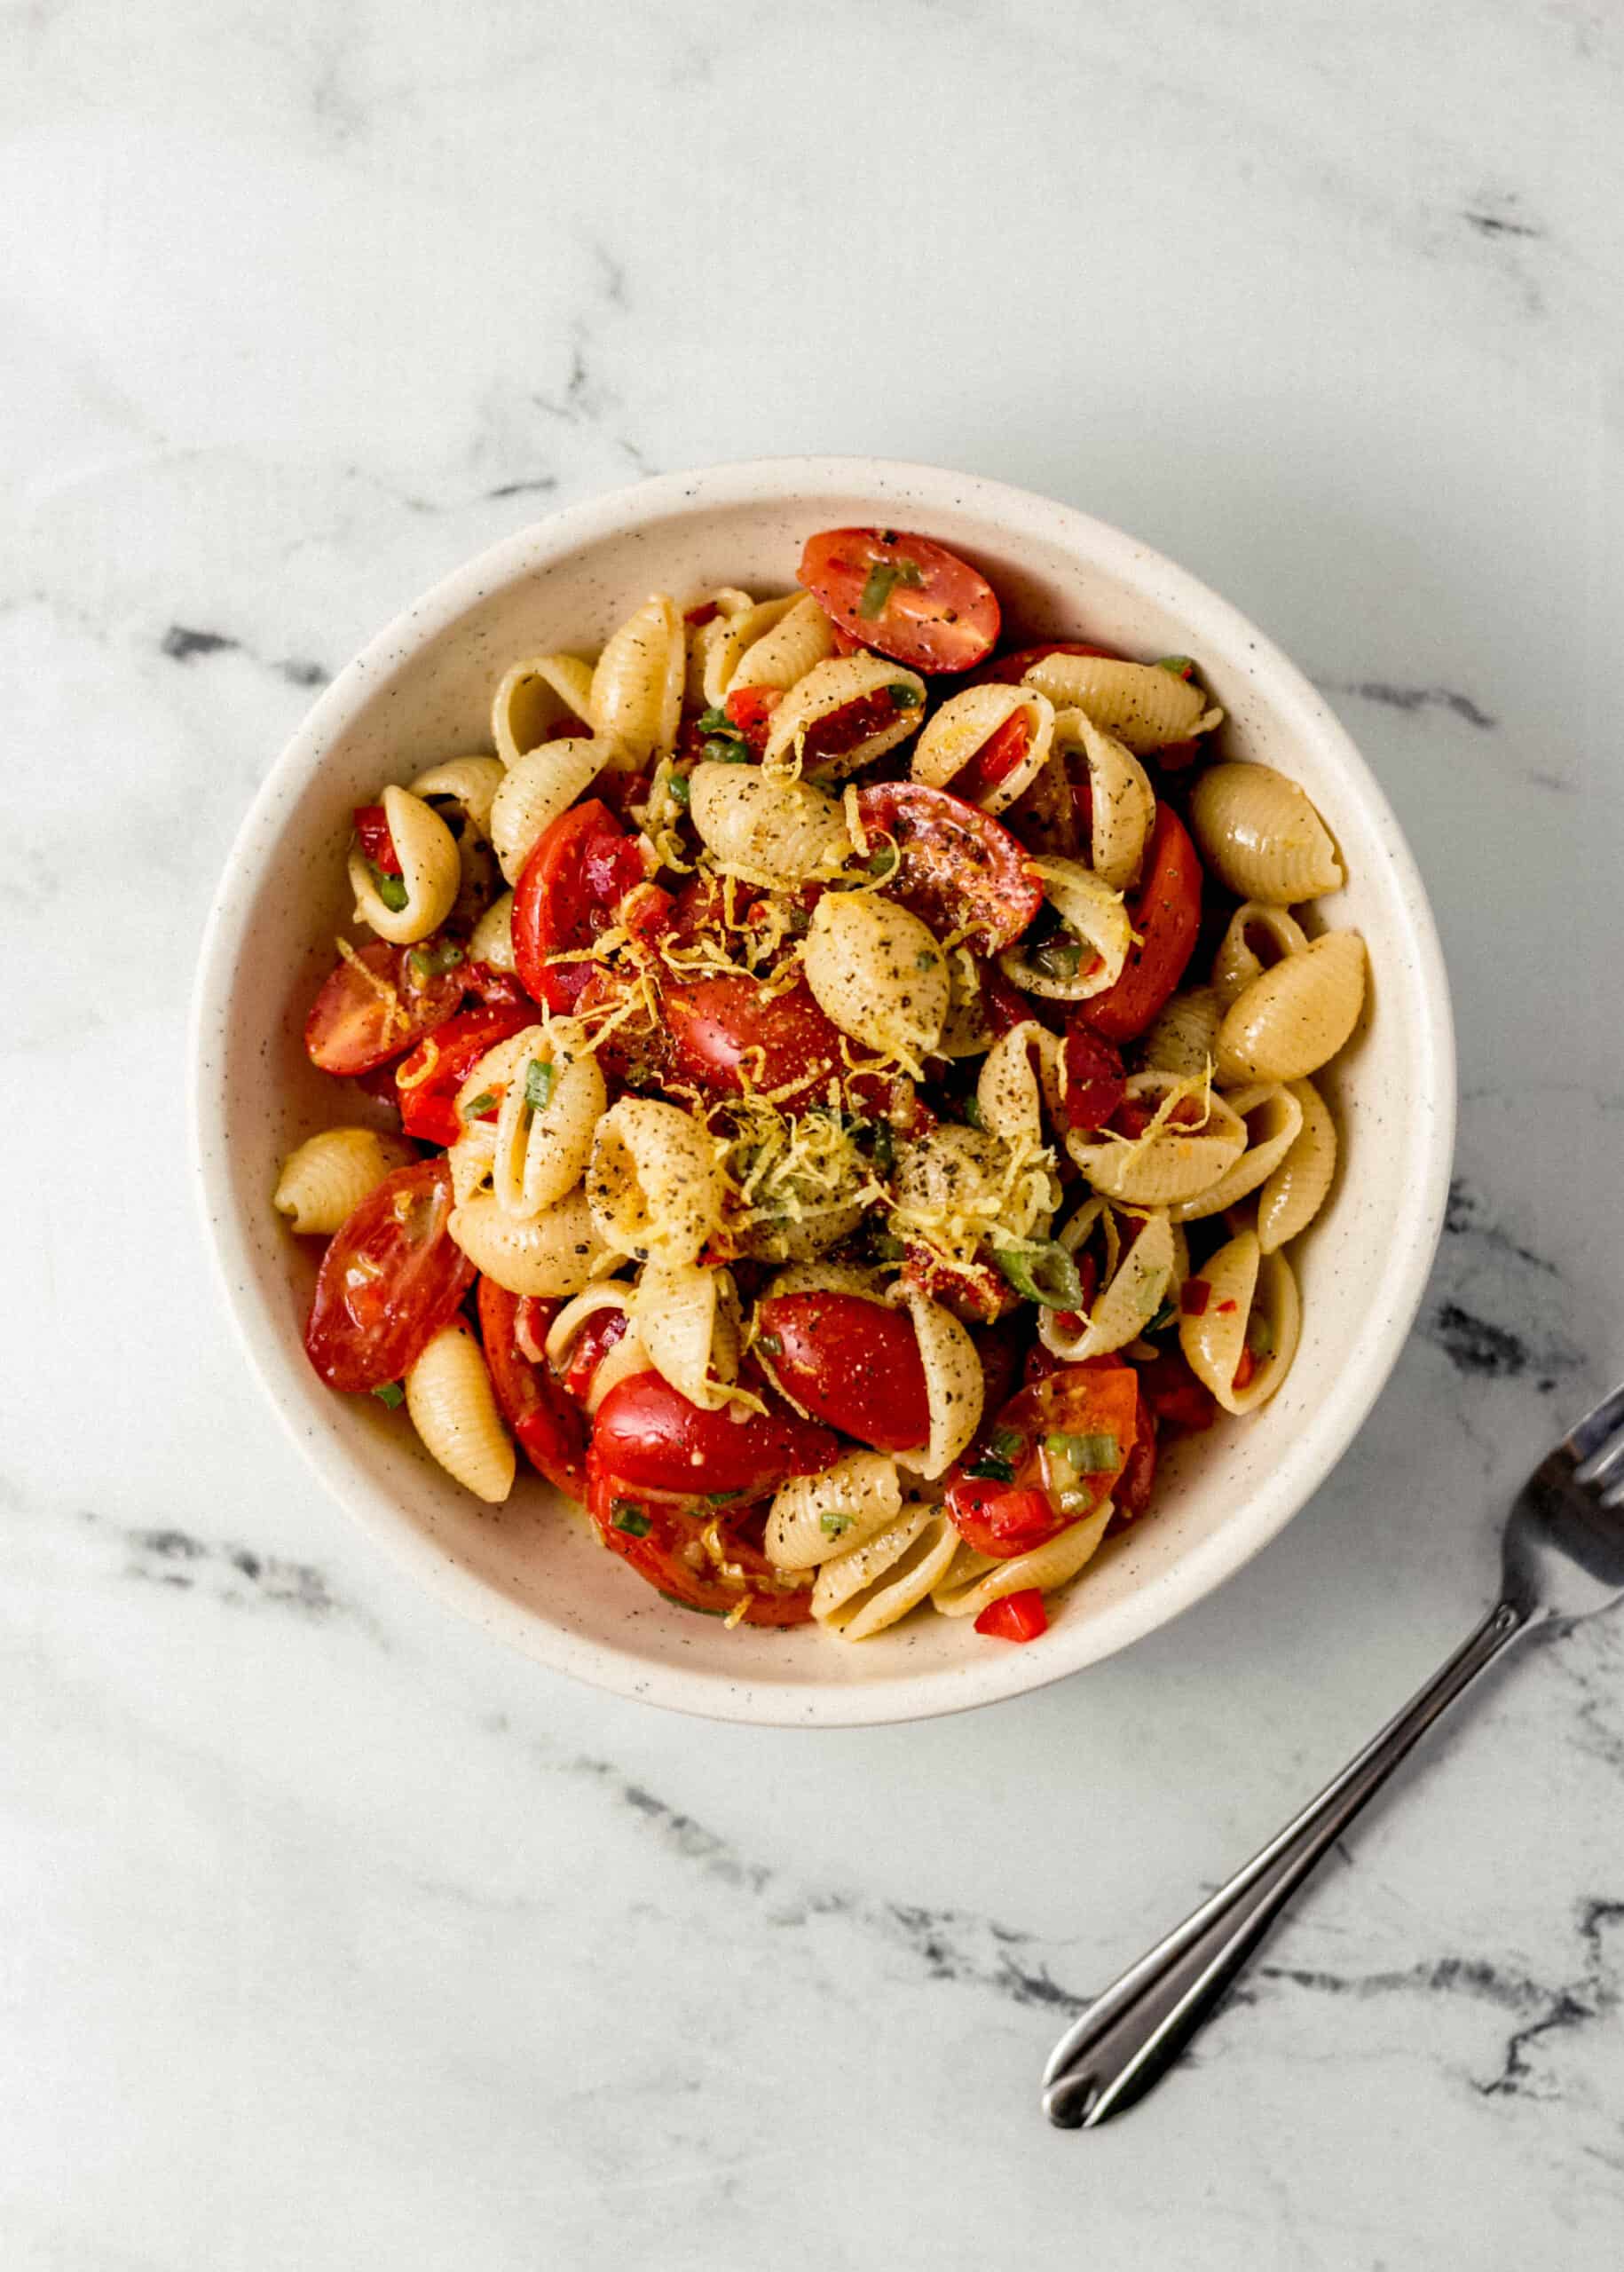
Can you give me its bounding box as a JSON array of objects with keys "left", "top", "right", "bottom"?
[{"left": 284, "top": 520, "right": 1363, "bottom": 1649}]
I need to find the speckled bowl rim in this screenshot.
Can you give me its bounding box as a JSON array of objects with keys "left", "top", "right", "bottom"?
[{"left": 190, "top": 456, "right": 1455, "bottom": 1726}]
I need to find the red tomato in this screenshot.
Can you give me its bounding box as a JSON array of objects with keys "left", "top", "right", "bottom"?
[
  {"left": 949, "top": 1362, "right": 1141, "bottom": 1555},
  {"left": 352, "top": 803, "right": 402, "bottom": 874},
  {"left": 475, "top": 1280, "right": 587, "bottom": 1499},
  {"left": 798, "top": 528, "right": 999, "bottom": 673},
  {"left": 394, "top": 1003, "right": 535, "bottom": 1146},
  {"left": 1114, "top": 1400, "right": 1157, "bottom": 1522},
  {"left": 586, "top": 1456, "right": 813, "bottom": 1627},
  {"left": 620, "top": 880, "right": 677, "bottom": 956},
  {"left": 901, "top": 1242, "right": 1018, "bottom": 1325},
  {"left": 800, "top": 684, "right": 923, "bottom": 767},
  {"left": 755, "top": 1293, "right": 931, "bottom": 1452},
  {"left": 304, "top": 941, "right": 468, "bottom": 1077},
  {"left": 953, "top": 709, "right": 1030, "bottom": 804},
  {"left": 979, "top": 959, "right": 1037, "bottom": 1038},
  {"left": 974, "top": 1589, "right": 1049, "bottom": 1643},
  {"left": 972, "top": 640, "right": 1122, "bottom": 686},
  {"left": 561, "top": 1308, "right": 629, "bottom": 1405},
  {"left": 970, "top": 1316, "right": 1025, "bottom": 1425},
  {"left": 664, "top": 974, "right": 847, "bottom": 1103},
  {"left": 595, "top": 769, "right": 651, "bottom": 819},
  {"left": 723, "top": 684, "right": 782, "bottom": 752},
  {"left": 853, "top": 782, "right": 1042, "bottom": 951},
  {"left": 304, "top": 1158, "right": 475, "bottom": 1394},
  {"left": 1135, "top": 1348, "right": 1218, "bottom": 1434},
  {"left": 1057, "top": 1022, "right": 1126, "bottom": 1132},
  {"left": 512, "top": 800, "right": 648, "bottom": 1014},
  {"left": 464, "top": 963, "right": 533, "bottom": 1010},
  {"left": 1076, "top": 806, "right": 1203, "bottom": 1042},
  {"left": 591, "top": 1370, "right": 839, "bottom": 1497}
]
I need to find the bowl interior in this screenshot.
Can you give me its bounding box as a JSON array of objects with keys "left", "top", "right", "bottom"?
[{"left": 194, "top": 463, "right": 1452, "bottom": 1724}]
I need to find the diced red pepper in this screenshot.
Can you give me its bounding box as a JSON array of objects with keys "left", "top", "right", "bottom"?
[
  {"left": 974, "top": 1589, "right": 1048, "bottom": 1644},
  {"left": 353, "top": 803, "right": 403, "bottom": 875}
]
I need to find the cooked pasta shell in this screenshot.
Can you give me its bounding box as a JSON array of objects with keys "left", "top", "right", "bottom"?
[
  {"left": 407, "top": 754, "right": 507, "bottom": 840},
  {"left": 1052, "top": 710, "right": 1155, "bottom": 891},
  {"left": 1215, "top": 931, "right": 1367, "bottom": 1084},
  {"left": 894, "top": 1290, "right": 983, "bottom": 1479},
  {"left": 544, "top": 1283, "right": 632, "bottom": 1367},
  {"left": 998, "top": 748, "right": 1079, "bottom": 860},
  {"left": 581, "top": 1326, "right": 650, "bottom": 1413},
  {"left": 1211, "top": 903, "right": 1310, "bottom": 1007},
  {"left": 727, "top": 590, "right": 837, "bottom": 693},
  {"left": 892, "top": 1123, "right": 1056, "bottom": 1268},
  {"left": 272, "top": 1127, "right": 415, "bottom": 1236},
  {"left": 1179, "top": 1230, "right": 1300, "bottom": 1414},
  {"left": 698, "top": 592, "right": 799, "bottom": 707},
  {"left": 975, "top": 1021, "right": 1062, "bottom": 1145},
  {"left": 348, "top": 785, "right": 461, "bottom": 944},
  {"left": 682, "top": 587, "right": 754, "bottom": 706},
  {"left": 997, "top": 857, "right": 1131, "bottom": 1002},
  {"left": 1039, "top": 1205, "right": 1176, "bottom": 1362},
  {"left": 590, "top": 595, "right": 684, "bottom": 763},
  {"left": 763, "top": 654, "right": 926, "bottom": 781},
  {"left": 404, "top": 1321, "right": 516, "bottom": 1503},
  {"left": 803, "top": 892, "right": 949, "bottom": 1064},
  {"left": 1067, "top": 1073, "right": 1248, "bottom": 1205},
  {"left": 934, "top": 949, "right": 999, "bottom": 1060},
  {"left": 468, "top": 889, "right": 516, "bottom": 972},
  {"left": 492, "top": 654, "right": 595, "bottom": 766},
  {"left": 760, "top": 1261, "right": 891, "bottom": 1306},
  {"left": 448, "top": 1187, "right": 611, "bottom": 1298},
  {"left": 446, "top": 1117, "right": 497, "bottom": 1206},
  {"left": 1257, "top": 1077, "right": 1337, "bottom": 1252},
  {"left": 931, "top": 1502, "right": 1112, "bottom": 1617},
  {"left": 1140, "top": 985, "right": 1223, "bottom": 1077},
  {"left": 766, "top": 1453, "right": 903, "bottom": 1570},
  {"left": 472, "top": 1023, "right": 606, "bottom": 1219},
  {"left": 586, "top": 1097, "right": 726, "bottom": 1266},
  {"left": 1189, "top": 762, "right": 1344, "bottom": 904},
  {"left": 1169, "top": 1083, "right": 1305, "bottom": 1222},
  {"left": 630, "top": 1256, "right": 742, "bottom": 1412},
  {"left": 812, "top": 1508, "right": 960, "bottom": 1639},
  {"left": 688, "top": 762, "right": 849, "bottom": 885},
  {"left": 911, "top": 684, "right": 1054, "bottom": 816},
  {"left": 489, "top": 738, "right": 602, "bottom": 884},
  {"left": 1021, "top": 654, "right": 1221, "bottom": 752}
]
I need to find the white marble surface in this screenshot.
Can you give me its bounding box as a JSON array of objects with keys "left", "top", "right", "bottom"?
[{"left": 5, "top": 2, "right": 1623, "bottom": 2263}]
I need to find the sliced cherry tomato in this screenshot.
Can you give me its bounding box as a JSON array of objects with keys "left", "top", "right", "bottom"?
[
  {"left": 953, "top": 709, "right": 1030, "bottom": 804},
  {"left": 512, "top": 800, "right": 647, "bottom": 1014},
  {"left": 723, "top": 684, "right": 782, "bottom": 752},
  {"left": 853, "top": 782, "right": 1042, "bottom": 952},
  {"left": 979, "top": 959, "right": 1037, "bottom": 1038},
  {"left": 1114, "top": 1398, "right": 1157, "bottom": 1522},
  {"left": 475, "top": 1280, "right": 587, "bottom": 1499},
  {"left": 664, "top": 974, "right": 847, "bottom": 1104},
  {"left": 945, "top": 1479, "right": 1060, "bottom": 1559},
  {"left": 971, "top": 639, "right": 1122, "bottom": 686},
  {"left": 1057, "top": 1022, "right": 1126, "bottom": 1132},
  {"left": 974, "top": 1589, "right": 1048, "bottom": 1643},
  {"left": 1075, "top": 804, "right": 1202, "bottom": 1042},
  {"left": 828, "top": 619, "right": 867, "bottom": 658},
  {"left": 950, "top": 1362, "right": 1140, "bottom": 1554},
  {"left": 352, "top": 803, "right": 402, "bottom": 874},
  {"left": 755, "top": 1292, "right": 931, "bottom": 1452},
  {"left": 798, "top": 528, "right": 1000, "bottom": 673},
  {"left": 394, "top": 1002, "right": 535, "bottom": 1146},
  {"left": 304, "top": 1158, "right": 474, "bottom": 1394},
  {"left": 586, "top": 1456, "right": 813, "bottom": 1627},
  {"left": 970, "top": 1316, "right": 1025, "bottom": 1428},
  {"left": 620, "top": 880, "right": 677, "bottom": 956},
  {"left": 304, "top": 941, "right": 468, "bottom": 1077},
  {"left": 591, "top": 1370, "right": 839, "bottom": 1498},
  {"left": 1135, "top": 1347, "right": 1218, "bottom": 1434},
  {"left": 799, "top": 683, "right": 922, "bottom": 767},
  {"left": 464, "top": 963, "right": 533, "bottom": 1010},
  {"left": 561, "top": 1307, "right": 630, "bottom": 1405}
]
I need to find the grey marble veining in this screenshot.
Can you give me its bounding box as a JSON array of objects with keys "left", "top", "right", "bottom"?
[{"left": 4, "top": 1, "right": 1623, "bottom": 2264}]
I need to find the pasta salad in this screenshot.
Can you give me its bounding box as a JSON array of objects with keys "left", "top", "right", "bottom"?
[{"left": 276, "top": 526, "right": 1366, "bottom": 1646}]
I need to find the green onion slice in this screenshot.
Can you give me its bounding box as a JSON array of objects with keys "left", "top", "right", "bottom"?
[
  {"left": 611, "top": 1500, "right": 651, "bottom": 1536},
  {"left": 995, "top": 1242, "right": 1084, "bottom": 1310},
  {"left": 408, "top": 939, "right": 465, "bottom": 979},
  {"left": 369, "top": 864, "right": 409, "bottom": 912},
  {"left": 463, "top": 1090, "right": 497, "bottom": 1119},
  {"left": 371, "top": 1381, "right": 406, "bottom": 1408},
  {"left": 820, "top": 1512, "right": 854, "bottom": 1537},
  {"left": 524, "top": 1058, "right": 556, "bottom": 1112},
  {"left": 964, "top": 1455, "right": 1016, "bottom": 1485},
  {"left": 1048, "top": 1431, "right": 1121, "bottom": 1471},
  {"left": 857, "top": 558, "right": 925, "bottom": 618}
]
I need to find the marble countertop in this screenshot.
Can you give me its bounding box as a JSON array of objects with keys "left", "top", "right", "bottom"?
[{"left": 6, "top": 3, "right": 1623, "bottom": 2263}]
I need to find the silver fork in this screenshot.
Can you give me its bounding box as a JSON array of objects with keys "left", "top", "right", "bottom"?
[{"left": 1042, "top": 1379, "right": 1624, "bottom": 2129}]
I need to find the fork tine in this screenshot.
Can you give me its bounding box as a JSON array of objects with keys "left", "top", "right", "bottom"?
[
  {"left": 1568, "top": 1380, "right": 1624, "bottom": 1466},
  {"left": 1575, "top": 1430, "right": 1624, "bottom": 1492}
]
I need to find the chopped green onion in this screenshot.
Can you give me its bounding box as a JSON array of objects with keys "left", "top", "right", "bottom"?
[
  {"left": 914, "top": 951, "right": 935, "bottom": 972},
  {"left": 697, "top": 706, "right": 732, "bottom": 733},
  {"left": 524, "top": 1058, "right": 556, "bottom": 1112},
  {"left": 368, "top": 864, "right": 409, "bottom": 913},
  {"left": 1145, "top": 1299, "right": 1178, "bottom": 1336},
  {"left": 667, "top": 772, "right": 691, "bottom": 807},
  {"left": 657, "top": 1590, "right": 729, "bottom": 1616},
  {"left": 1155, "top": 656, "right": 1195, "bottom": 677},
  {"left": 611, "top": 1500, "right": 651, "bottom": 1536},
  {"left": 1031, "top": 937, "right": 1083, "bottom": 982},
  {"left": 963, "top": 1096, "right": 986, "bottom": 1131},
  {"left": 1246, "top": 1311, "right": 1276, "bottom": 1358},
  {"left": 964, "top": 1455, "right": 1017, "bottom": 1484},
  {"left": 702, "top": 737, "right": 749, "bottom": 764},
  {"left": 1048, "top": 1431, "right": 1121, "bottom": 1471},
  {"left": 820, "top": 1512, "right": 854, "bottom": 1538},
  {"left": 887, "top": 682, "right": 923, "bottom": 708},
  {"left": 870, "top": 1121, "right": 895, "bottom": 1174},
  {"left": 705, "top": 1489, "right": 745, "bottom": 1505},
  {"left": 866, "top": 848, "right": 898, "bottom": 879},
  {"left": 371, "top": 1381, "right": 406, "bottom": 1408},
  {"left": 991, "top": 1426, "right": 1027, "bottom": 1462},
  {"left": 756, "top": 1333, "right": 782, "bottom": 1359},
  {"left": 408, "top": 939, "right": 465, "bottom": 978},
  {"left": 995, "top": 1242, "right": 1084, "bottom": 1310},
  {"left": 463, "top": 1089, "right": 497, "bottom": 1119},
  {"left": 857, "top": 558, "right": 925, "bottom": 618},
  {"left": 870, "top": 1232, "right": 905, "bottom": 1263}
]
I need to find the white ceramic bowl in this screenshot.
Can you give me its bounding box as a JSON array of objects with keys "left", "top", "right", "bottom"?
[{"left": 192, "top": 458, "right": 1454, "bottom": 1726}]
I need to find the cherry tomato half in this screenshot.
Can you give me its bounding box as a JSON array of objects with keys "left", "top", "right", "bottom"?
[
  {"left": 512, "top": 799, "right": 648, "bottom": 1014},
  {"left": 304, "top": 940, "right": 467, "bottom": 1077},
  {"left": 475, "top": 1280, "right": 587, "bottom": 1500},
  {"left": 949, "top": 1361, "right": 1141, "bottom": 1556},
  {"left": 586, "top": 1456, "right": 813, "bottom": 1627},
  {"left": 755, "top": 1292, "right": 931, "bottom": 1452},
  {"left": 591, "top": 1369, "right": 840, "bottom": 1498},
  {"left": 561, "top": 1307, "right": 630, "bottom": 1406},
  {"left": 664, "top": 974, "right": 847, "bottom": 1105},
  {"left": 1076, "top": 805, "right": 1203, "bottom": 1043},
  {"left": 1057, "top": 1022, "right": 1126, "bottom": 1132},
  {"left": 352, "top": 804, "right": 402, "bottom": 874},
  {"left": 395, "top": 1003, "right": 536, "bottom": 1147},
  {"left": 798, "top": 528, "right": 1000, "bottom": 673},
  {"left": 1134, "top": 1346, "right": 1218, "bottom": 1434},
  {"left": 854, "top": 782, "right": 1042, "bottom": 952},
  {"left": 304, "top": 1158, "right": 475, "bottom": 1394},
  {"left": 952, "top": 709, "right": 1030, "bottom": 804}
]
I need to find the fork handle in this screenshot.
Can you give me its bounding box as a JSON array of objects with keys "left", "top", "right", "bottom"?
[{"left": 1042, "top": 1598, "right": 1530, "bottom": 2127}]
